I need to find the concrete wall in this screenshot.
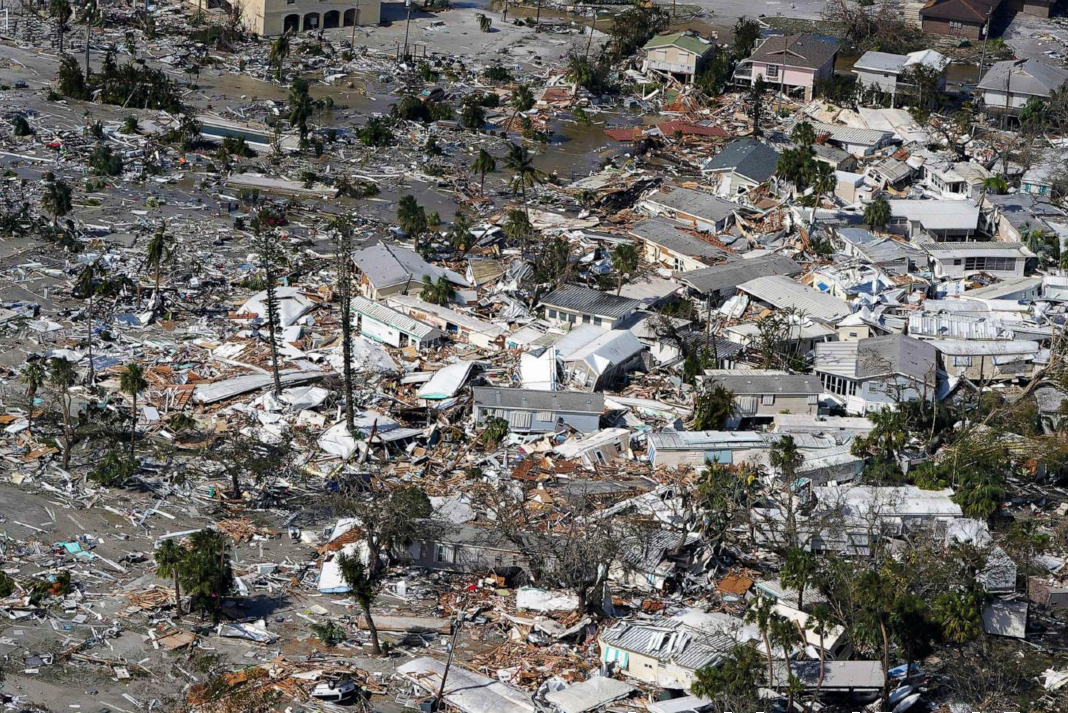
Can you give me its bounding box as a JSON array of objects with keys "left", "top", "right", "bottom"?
[
  {"left": 856, "top": 68, "right": 899, "bottom": 96},
  {"left": 253, "top": 0, "right": 380, "bottom": 35}
]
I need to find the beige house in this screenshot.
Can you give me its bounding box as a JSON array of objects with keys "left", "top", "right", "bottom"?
[
  {"left": 208, "top": 0, "right": 380, "bottom": 36},
  {"left": 642, "top": 32, "right": 715, "bottom": 83}
]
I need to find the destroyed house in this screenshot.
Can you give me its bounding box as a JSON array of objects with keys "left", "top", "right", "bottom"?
[
  {"left": 351, "top": 296, "right": 442, "bottom": 348},
  {"left": 704, "top": 373, "right": 823, "bottom": 421},
  {"left": 814, "top": 335, "right": 937, "bottom": 414},
  {"left": 641, "top": 187, "right": 737, "bottom": 233},
  {"left": 675, "top": 254, "right": 803, "bottom": 301},
  {"left": 930, "top": 339, "right": 1041, "bottom": 381},
  {"left": 405, "top": 522, "right": 528, "bottom": 577},
  {"left": 599, "top": 618, "right": 736, "bottom": 690},
  {"left": 386, "top": 294, "right": 507, "bottom": 349},
  {"left": 539, "top": 284, "right": 640, "bottom": 329},
  {"left": 647, "top": 430, "right": 835, "bottom": 469},
  {"left": 736, "top": 275, "right": 852, "bottom": 326},
  {"left": 703, "top": 139, "right": 781, "bottom": 196},
  {"left": 835, "top": 228, "right": 924, "bottom": 275},
  {"left": 472, "top": 387, "right": 604, "bottom": 433},
  {"left": 562, "top": 329, "right": 645, "bottom": 392},
  {"left": 352, "top": 242, "right": 466, "bottom": 299},
  {"left": 630, "top": 218, "right": 726, "bottom": 272}
]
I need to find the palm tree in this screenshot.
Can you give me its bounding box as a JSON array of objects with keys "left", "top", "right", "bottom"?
[
  {"left": 771, "top": 616, "right": 799, "bottom": 709},
  {"left": 397, "top": 194, "right": 429, "bottom": 252},
  {"left": 780, "top": 546, "right": 816, "bottom": 611},
  {"left": 934, "top": 589, "right": 982, "bottom": 645},
  {"left": 809, "top": 604, "right": 834, "bottom": 704},
  {"left": 509, "top": 83, "right": 534, "bottom": 130},
  {"left": 154, "top": 539, "right": 185, "bottom": 619},
  {"left": 50, "top": 0, "right": 72, "bottom": 52},
  {"left": 504, "top": 142, "right": 540, "bottom": 220},
  {"left": 790, "top": 121, "right": 816, "bottom": 147},
  {"left": 692, "top": 384, "right": 737, "bottom": 430},
  {"left": 981, "top": 175, "right": 1008, "bottom": 195},
  {"left": 611, "top": 243, "right": 640, "bottom": 295},
  {"left": 1020, "top": 221, "right": 1049, "bottom": 254},
  {"left": 74, "top": 261, "right": 99, "bottom": 384},
  {"left": 145, "top": 223, "right": 172, "bottom": 309},
  {"left": 270, "top": 33, "right": 290, "bottom": 83},
  {"left": 336, "top": 552, "right": 381, "bottom": 654},
  {"left": 79, "top": 0, "right": 96, "bottom": 82},
  {"left": 471, "top": 148, "right": 496, "bottom": 196},
  {"left": 420, "top": 275, "right": 456, "bottom": 306},
  {"left": 863, "top": 196, "right": 891, "bottom": 232},
  {"left": 288, "top": 77, "right": 315, "bottom": 146},
  {"left": 49, "top": 357, "right": 76, "bottom": 470},
  {"left": 41, "top": 172, "right": 72, "bottom": 230},
  {"left": 119, "top": 363, "right": 147, "bottom": 458},
  {"left": 745, "top": 596, "right": 779, "bottom": 688},
  {"left": 809, "top": 161, "right": 836, "bottom": 210},
  {"left": 21, "top": 359, "right": 46, "bottom": 438}
]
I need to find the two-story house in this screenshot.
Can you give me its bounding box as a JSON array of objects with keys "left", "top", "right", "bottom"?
[
  {"left": 735, "top": 34, "right": 841, "bottom": 101},
  {"left": 642, "top": 31, "right": 716, "bottom": 84},
  {"left": 814, "top": 334, "right": 938, "bottom": 414},
  {"left": 978, "top": 58, "right": 1068, "bottom": 119}
]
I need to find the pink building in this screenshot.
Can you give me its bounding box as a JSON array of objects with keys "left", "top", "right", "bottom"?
[{"left": 735, "top": 34, "right": 841, "bottom": 101}]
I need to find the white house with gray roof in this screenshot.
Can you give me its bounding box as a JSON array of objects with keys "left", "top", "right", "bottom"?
[
  {"left": 352, "top": 241, "right": 468, "bottom": 300},
  {"left": 886, "top": 199, "right": 981, "bottom": 241},
  {"left": 472, "top": 387, "right": 603, "bottom": 433},
  {"left": 599, "top": 617, "right": 739, "bottom": 689},
  {"left": 814, "top": 334, "right": 937, "bottom": 414},
  {"left": 922, "top": 241, "right": 1033, "bottom": 279},
  {"left": 853, "top": 49, "right": 948, "bottom": 103},
  {"left": 351, "top": 296, "right": 442, "bottom": 348},
  {"left": 978, "top": 58, "right": 1068, "bottom": 118},
  {"left": 704, "top": 372, "right": 823, "bottom": 421},
  {"left": 641, "top": 186, "right": 737, "bottom": 232},
  {"left": 539, "top": 284, "right": 640, "bottom": 329}
]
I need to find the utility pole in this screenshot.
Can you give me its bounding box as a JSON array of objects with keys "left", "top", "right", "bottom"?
[
  {"left": 402, "top": 0, "right": 412, "bottom": 60},
  {"left": 83, "top": 0, "right": 93, "bottom": 82},
  {"left": 535, "top": 0, "right": 541, "bottom": 27},
  {"left": 433, "top": 608, "right": 466, "bottom": 711},
  {"left": 349, "top": 5, "right": 359, "bottom": 48}
]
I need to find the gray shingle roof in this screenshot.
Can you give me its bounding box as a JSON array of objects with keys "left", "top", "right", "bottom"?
[
  {"left": 853, "top": 51, "right": 907, "bottom": 74},
  {"left": 708, "top": 373, "right": 822, "bottom": 395},
  {"left": 815, "top": 334, "right": 936, "bottom": 384},
  {"left": 748, "top": 34, "right": 841, "bottom": 70},
  {"left": 472, "top": 387, "right": 604, "bottom": 413},
  {"left": 737, "top": 275, "right": 852, "bottom": 324},
  {"left": 629, "top": 218, "right": 725, "bottom": 261},
  {"left": 599, "top": 619, "right": 734, "bottom": 672},
  {"left": 676, "top": 254, "right": 802, "bottom": 294},
  {"left": 706, "top": 139, "right": 781, "bottom": 183},
  {"left": 645, "top": 187, "right": 738, "bottom": 223},
  {"left": 977, "top": 58, "right": 1068, "bottom": 98},
  {"left": 540, "top": 285, "right": 640, "bottom": 320}
]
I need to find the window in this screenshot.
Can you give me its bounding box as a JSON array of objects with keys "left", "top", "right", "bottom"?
[
  {"left": 436, "top": 545, "right": 455, "bottom": 564},
  {"left": 568, "top": 313, "right": 577, "bottom": 324},
  {"left": 593, "top": 317, "right": 603, "bottom": 326},
  {"left": 582, "top": 314, "right": 591, "bottom": 324},
  {"left": 761, "top": 394, "right": 775, "bottom": 406},
  {"left": 737, "top": 396, "right": 759, "bottom": 414},
  {"left": 848, "top": 332, "right": 858, "bottom": 338},
  {"left": 766, "top": 64, "right": 780, "bottom": 79},
  {"left": 953, "top": 355, "right": 973, "bottom": 367},
  {"left": 963, "top": 256, "right": 1016, "bottom": 272},
  {"left": 536, "top": 411, "right": 554, "bottom": 422},
  {"left": 548, "top": 309, "right": 557, "bottom": 319},
  {"left": 508, "top": 410, "right": 532, "bottom": 430},
  {"left": 953, "top": 259, "right": 963, "bottom": 266},
  {"left": 949, "top": 20, "right": 963, "bottom": 28},
  {"left": 807, "top": 394, "right": 819, "bottom": 405}
]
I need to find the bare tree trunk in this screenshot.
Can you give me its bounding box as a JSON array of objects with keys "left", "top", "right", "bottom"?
[
  {"left": 880, "top": 619, "right": 890, "bottom": 701},
  {"left": 363, "top": 603, "right": 381, "bottom": 654},
  {"left": 86, "top": 293, "right": 95, "bottom": 384},
  {"left": 264, "top": 267, "right": 282, "bottom": 397},
  {"left": 130, "top": 391, "right": 137, "bottom": 458},
  {"left": 763, "top": 631, "right": 774, "bottom": 688},
  {"left": 173, "top": 573, "right": 182, "bottom": 619},
  {"left": 61, "top": 396, "right": 72, "bottom": 470},
  {"left": 26, "top": 387, "right": 35, "bottom": 437}
]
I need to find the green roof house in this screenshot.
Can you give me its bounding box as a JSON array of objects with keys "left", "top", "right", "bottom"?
[{"left": 642, "top": 31, "right": 715, "bottom": 83}]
